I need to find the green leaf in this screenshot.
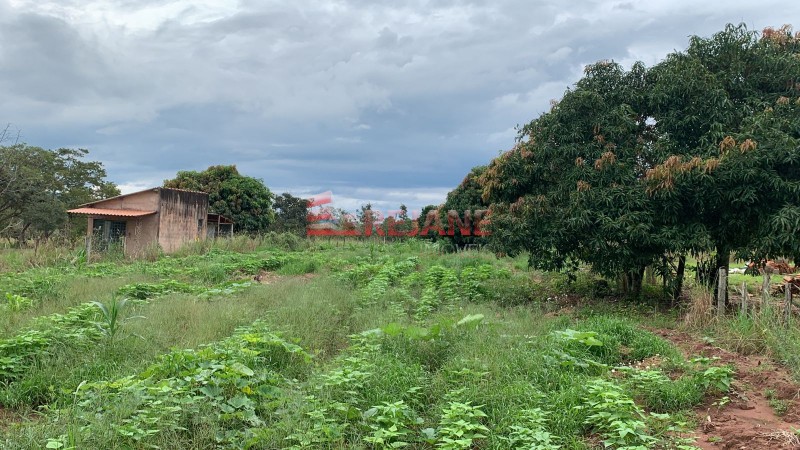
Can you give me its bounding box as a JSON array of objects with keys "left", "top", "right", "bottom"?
[{"left": 456, "top": 314, "right": 485, "bottom": 328}]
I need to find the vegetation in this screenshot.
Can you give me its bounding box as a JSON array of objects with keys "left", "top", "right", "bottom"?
[
  {"left": 480, "top": 24, "right": 800, "bottom": 298},
  {"left": 0, "top": 238, "right": 749, "bottom": 449},
  {"left": 271, "top": 192, "right": 310, "bottom": 236},
  {"left": 0, "top": 142, "right": 118, "bottom": 245},
  {"left": 164, "top": 165, "right": 275, "bottom": 234},
  {"left": 2, "top": 20, "right": 799, "bottom": 450}
]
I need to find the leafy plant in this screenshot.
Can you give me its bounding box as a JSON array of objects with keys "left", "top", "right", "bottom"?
[
  {"left": 436, "top": 400, "right": 490, "bottom": 449},
  {"left": 770, "top": 399, "right": 790, "bottom": 416},
  {"left": 3, "top": 292, "right": 33, "bottom": 311},
  {"left": 90, "top": 296, "right": 143, "bottom": 344},
  {"left": 363, "top": 400, "right": 422, "bottom": 448},
  {"left": 578, "top": 379, "right": 657, "bottom": 449},
  {"left": 501, "top": 408, "right": 560, "bottom": 449},
  {"left": 695, "top": 366, "right": 734, "bottom": 393}
]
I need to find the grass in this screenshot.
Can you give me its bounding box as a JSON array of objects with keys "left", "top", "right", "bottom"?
[{"left": 0, "top": 238, "right": 775, "bottom": 449}]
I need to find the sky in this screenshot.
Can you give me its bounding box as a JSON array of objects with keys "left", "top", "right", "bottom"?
[{"left": 1, "top": 0, "right": 798, "bottom": 213}]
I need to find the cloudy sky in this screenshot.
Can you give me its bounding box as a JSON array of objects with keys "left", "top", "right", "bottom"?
[{"left": 1, "top": 0, "right": 797, "bottom": 212}]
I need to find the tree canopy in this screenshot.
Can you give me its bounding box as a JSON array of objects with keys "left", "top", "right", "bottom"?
[
  {"left": 480, "top": 24, "right": 800, "bottom": 297},
  {"left": 271, "top": 192, "right": 309, "bottom": 235},
  {"left": 0, "top": 144, "right": 119, "bottom": 243},
  {"left": 164, "top": 165, "right": 274, "bottom": 234}
]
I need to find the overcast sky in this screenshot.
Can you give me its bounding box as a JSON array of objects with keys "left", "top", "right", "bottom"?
[{"left": 1, "top": 0, "right": 797, "bottom": 212}]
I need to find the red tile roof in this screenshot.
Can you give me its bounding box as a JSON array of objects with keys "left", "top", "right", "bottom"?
[{"left": 67, "top": 208, "right": 156, "bottom": 217}]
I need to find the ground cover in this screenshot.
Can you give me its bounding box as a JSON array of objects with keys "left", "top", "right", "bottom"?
[{"left": 0, "top": 239, "right": 797, "bottom": 449}]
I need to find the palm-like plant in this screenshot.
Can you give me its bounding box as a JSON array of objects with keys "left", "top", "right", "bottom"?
[{"left": 91, "top": 296, "right": 143, "bottom": 345}]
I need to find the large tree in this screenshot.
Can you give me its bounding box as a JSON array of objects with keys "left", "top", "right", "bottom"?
[
  {"left": 647, "top": 24, "right": 800, "bottom": 280},
  {"left": 271, "top": 192, "right": 309, "bottom": 235},
  {"left": 0, "top": 144, "right": 119, "bottom": 243},
  {"left": 480, "top": 24, "right": 800, "bottom": 298},
  {"left": 164, "top": 165, "right": 274, "bottom": 234}
]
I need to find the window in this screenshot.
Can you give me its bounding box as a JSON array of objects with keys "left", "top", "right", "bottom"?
[{"left": 92, "top": 220, "right": 126, "bottom": 251}]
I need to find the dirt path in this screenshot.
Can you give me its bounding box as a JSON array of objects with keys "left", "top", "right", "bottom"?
[{"left": 653, "top": 329, "right": 800, "bottom": 449}]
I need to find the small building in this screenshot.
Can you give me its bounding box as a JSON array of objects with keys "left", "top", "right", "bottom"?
[
  {"left": 68, "top": 187, "right": 233, "bottom": 257},
  {"left": 207, "top": 213, "right": 234, "bottom": 239}
]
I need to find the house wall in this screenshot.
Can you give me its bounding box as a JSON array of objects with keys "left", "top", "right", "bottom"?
[
  {"left": 90, "top": 190, "right": 160, "bottom": 211},
  {"left": 124, "top": 215, "right": 159, "bottom": 257},
  {"left": 87, "top": 190, "right": 161, "bottom": 257},
  {"left": 157, "top": 189, "right": 209, "bottom": 253}
]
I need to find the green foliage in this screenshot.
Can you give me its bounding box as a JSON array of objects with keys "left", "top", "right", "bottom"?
[
  {"left": 0, "top": 303, "right": 102, "bottom": 383},
  {"left": 0, "top": 144, "right": 118, "bottom": 243},
  {"left": 90, "top": 296, "right": 142, "bottom": 344},
  {"left": 500, "top": 408, "right": 560, "bottom": 450},
  {"left": 481, "top": 23, "right": 800, "bottom": 295},
  {"left": 363, "top": 400, "right": 421, "bottom": 448},
  {"left": 696, "top": 365, "right": 734, "bottom": 393},
  {"left": 164, "top": 165, "right": 274, "bottom": 234},
  {"left": 580, "top": 379, "right": 656, "bottom": 449},
  {"left": 436, "top": 399, "right": 490, "bottom": 449},
  {"left": 68, "top": 321, "right": 311, "bottom": 447},
  {"left": 2, "top": 293, "right": 33, "bottom": 312},
  {"left": 416, "top": 265, "right": 459, "bottom": 319},
  {"left": 116, "top": 280, "right": 199, "bottom": 299},
  {"left": 0, "top": 241, "right": 727, "bottom": 450},
  {"left": 271, "top": 192, "right": 309, "bottom": 236}
]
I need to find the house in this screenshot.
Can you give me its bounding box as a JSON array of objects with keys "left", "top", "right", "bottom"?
[{"left": 68, "top": 187, "right": 233, "bottom": 257}]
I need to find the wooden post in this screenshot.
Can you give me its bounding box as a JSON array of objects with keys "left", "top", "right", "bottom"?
[
  {"left": 717, "top": 268, "right": 727, "bottom": 318},
  {"left": 85, "top": 235, "right": 91, "bottom": 260},
  {"left": 740, "top": 282, "right": 748, "bottom": 315},
  {"left": 785, "top": 282, "right": 793, "bottom": 323},
  {"left": 762, "top": 272, "right": 771, "bottom": 302}
]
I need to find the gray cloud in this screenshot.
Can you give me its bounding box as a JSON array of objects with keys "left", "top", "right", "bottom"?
[{"left": 1, "top": 0, "right": 799, "bottom": 211}]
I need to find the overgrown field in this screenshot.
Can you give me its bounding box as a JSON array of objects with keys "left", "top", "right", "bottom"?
[{"left": 0, "top": 239, "right": 749, "bottom": 449}]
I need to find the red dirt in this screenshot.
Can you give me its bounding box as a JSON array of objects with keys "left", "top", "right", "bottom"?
[{"left": 652, "top": 328, "right": 800, "bottom": 449}]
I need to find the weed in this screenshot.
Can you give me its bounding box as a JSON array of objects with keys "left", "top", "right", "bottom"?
[
  {"left": 580, "top": 379, "right": 657, "bottom": 448},
  {"left": 436, "top": 399, "right": 490, "bottom": 450},
  {"left": 90, "top": 296, "right": 143, "bottom": 345},
  {"left": 770, "top": 399, "right": 790, "bottom": 416}
]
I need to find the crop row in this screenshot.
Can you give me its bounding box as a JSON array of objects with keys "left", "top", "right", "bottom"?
[
  {"left": 212, "top": 313, "right": 727, "bottom": 449},
  {"left": 0, "top": 280, "right": 253, "bottom": 387},
  {"left": 338, "top": 257, "right": 515, "bottom": 320},
  {"left": 1, "top": 250, "right": 293, "bottom": 313},
  {"left": 46, "top": 320, "right": 311, "bottom": 449}
]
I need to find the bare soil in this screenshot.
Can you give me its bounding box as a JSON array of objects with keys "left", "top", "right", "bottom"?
[{"left": 653, "top": 328, "right": 800, "bottom": 449}]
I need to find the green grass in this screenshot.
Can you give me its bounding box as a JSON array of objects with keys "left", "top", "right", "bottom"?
[{"left": 0, "top": 240, "right": 747, "bottom": 449}]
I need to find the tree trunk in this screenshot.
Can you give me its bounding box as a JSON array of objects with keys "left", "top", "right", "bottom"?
[
  {"left": 626, "top": 266, "right": 646, "bottom": 298},
  {"left": 672, "top": 255, "right": 686, "bottom": 304},
  {"left": 16, "top": 222, "right": 31, "bottom": 248}
]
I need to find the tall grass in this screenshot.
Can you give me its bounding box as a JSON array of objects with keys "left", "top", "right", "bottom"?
[
  {"left": 685, "top": 285, "right": 800, "bottom": 378},
  {"left": 0, "top": 240, "right": 83, "bottom": 272}
]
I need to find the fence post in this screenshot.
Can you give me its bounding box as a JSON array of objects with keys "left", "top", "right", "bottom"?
[
  {"left": 785, "top": 282, "right": 793, "bottom": 323},
  {"left": 740, "top": 282, "right": 748, "bottom": 315},
  {"left": 717, "top": 268, "right": 727, "bottom": 318}
]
